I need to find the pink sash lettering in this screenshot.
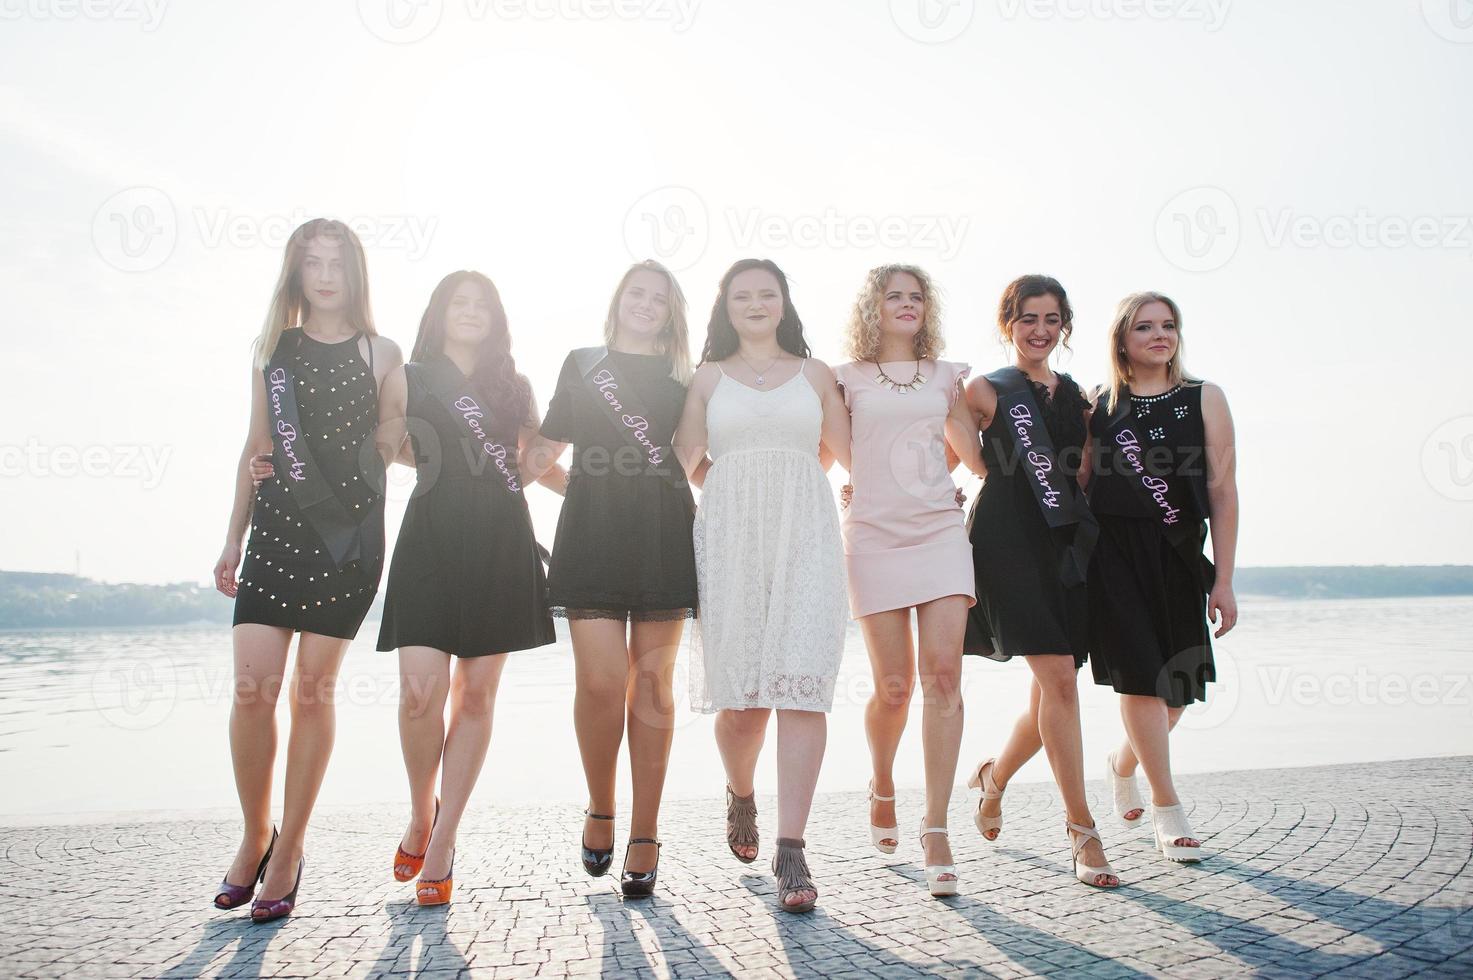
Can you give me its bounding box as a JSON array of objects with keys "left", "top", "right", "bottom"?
[
  {"left": 452, "top": 395, "right": 522, "bottom": 493},
  {"left": 1010, "top": 404, "right": 1060, "bottom": 509},
  {"left": 592, "top": 369, "right": 666, "bottom": 468},
  {"left": 268, "top": 368, "right": 307, "bottom": 482},
  {"left": 1114, "top": 428, "right": 1181, "bottom": 525}
]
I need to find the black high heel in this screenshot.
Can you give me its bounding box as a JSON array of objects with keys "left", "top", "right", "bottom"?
[
  {"left": 620, "top": 838, "right": 661, "bottom": 898},
  {"left": 581, "top": 809, "right": 615, "bottom": 877}
]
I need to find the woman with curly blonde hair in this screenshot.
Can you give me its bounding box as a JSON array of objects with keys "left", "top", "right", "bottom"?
[{"left": 834, "top": 264, "right": 980, "bottom": 897}]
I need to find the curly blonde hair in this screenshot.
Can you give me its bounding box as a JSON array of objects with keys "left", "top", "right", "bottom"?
[{"left": 843, "top": 264, "right": 945, "bottom": 362}]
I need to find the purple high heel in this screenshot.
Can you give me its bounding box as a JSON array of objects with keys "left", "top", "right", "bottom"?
[
  {"left": 213, "top": 827, "right": 277, "bottom": 910},
  {"left": 250, "top": 856, "right": 304, "bottom": 923}
]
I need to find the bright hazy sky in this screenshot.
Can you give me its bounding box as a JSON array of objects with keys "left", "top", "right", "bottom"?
[{"left": 3, "top": 0, "right": 1471, "bottom": 584}]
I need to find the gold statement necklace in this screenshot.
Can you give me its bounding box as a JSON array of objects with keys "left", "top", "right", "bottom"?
[{"left": 873, "top": 359, "right": 927, "bottom": 393}]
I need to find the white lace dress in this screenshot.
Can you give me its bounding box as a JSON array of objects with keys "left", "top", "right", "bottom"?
[{"left": 689, "top": 362, "right": 848, "bottom": 713}]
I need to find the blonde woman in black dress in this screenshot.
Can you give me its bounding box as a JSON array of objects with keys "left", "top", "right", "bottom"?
[
  {"left": 519, "top": 260, "right": 698, "bottom": 897},
  {"left": 213, "top": 219, "right": 401, "bottom": 922},
  {"left": 1087, "top": 291, "right": 1238, "bottom": 863}
]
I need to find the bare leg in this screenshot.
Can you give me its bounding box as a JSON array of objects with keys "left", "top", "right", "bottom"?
[
  {"left": 715, "top": 707, "right": 771, "bottom": 860},
  {"left": 859, "top": 608, "right": 914, "bottom": 848},
  {"left": 915, "top": 596, "right": 969, "bottom": 871},
  {"left": 1119, "top": 695, "right": 1199, "bottom": 845},
  {"left": 224, "top": 624, "right": 291, "bottom": 890},
  {"left": 976, "top": 677, "right": 1045, "bottom": 837},
  {"left": 1027, "top": 655, "right": 1113, "bottom": 882},
  {"left": 395, "top": 645, "right": 451, "bottom": 877},
  {"left": 1113, "top": 704, "right": 1185, "bottom": 776},
  {"left": 571, "top": 618, "right": 630, "bottom": 852},
  {"left": 420, "top": 653, "right": 506, "bottom": 887},
  {"left": 775, "top": 709, "right": 826, "bottom": 908},
  {"left": 623, "top": 616, "right": 684, "bottom": 875},
  {"left": 259, "top": 631, "right": 350, "bottom": 900}
]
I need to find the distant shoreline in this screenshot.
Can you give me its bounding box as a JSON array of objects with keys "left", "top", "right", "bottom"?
[{"left": 3, "top": 566, "right": 1471, "bottom": 630}]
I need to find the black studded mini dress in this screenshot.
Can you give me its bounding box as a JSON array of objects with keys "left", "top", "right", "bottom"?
[{"left": 233, "top": 330, "right": 386, "bottom": 639}]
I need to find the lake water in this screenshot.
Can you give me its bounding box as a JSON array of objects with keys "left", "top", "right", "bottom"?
[{"left": 3, "top": 596, "right": 1470, "bottom": 823}]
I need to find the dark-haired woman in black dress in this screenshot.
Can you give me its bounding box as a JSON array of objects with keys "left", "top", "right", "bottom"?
[
  {"left": 215, "top": 219, "right": 401, "bottom": 922},
  {"left": 961, "top": 275, "right": 1118, "bottom": 888},
  {"left": 1087, "top": 291, "right": 1238, "bottom": 864},
  {"left": 518, "top": 260, "right": 699, "bottom": 897}
]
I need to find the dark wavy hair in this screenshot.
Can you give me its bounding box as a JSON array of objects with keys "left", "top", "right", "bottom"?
[
  {"left": 410, "top": 270, "right": 531, "bottom": 438},
  {"left": 699, "top": 258, "right": 811, "bottom": 364},
  {"left": 997, "top": 273, "right": 1074, "bottom": 351}
]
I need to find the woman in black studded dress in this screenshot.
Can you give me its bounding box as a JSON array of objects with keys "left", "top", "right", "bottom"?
[{"left": 212, "top": 219, "right": 402, "bottom": 922}]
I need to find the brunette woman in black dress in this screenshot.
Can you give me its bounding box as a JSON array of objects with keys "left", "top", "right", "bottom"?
[
  {"left": 214, "top": 219, "right": 402, "bottom": 922},
  {"left": 1087, "top": 291, "right": 1238, "bottom": 863},
  {"left": 519, "top": 260, "right": 699, "bottom": 897},
  {"left": 960, "top": 275, "right": 1118, "bottom": 888}
]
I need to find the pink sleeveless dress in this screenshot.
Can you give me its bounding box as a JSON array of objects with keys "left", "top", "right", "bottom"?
[{"left": 835, "top": 359, "right": 976, "bottom": 619}]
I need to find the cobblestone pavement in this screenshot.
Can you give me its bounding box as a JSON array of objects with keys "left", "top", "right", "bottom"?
[{"left": 2, "top": 756, "right": 1470, "bottom": 978}]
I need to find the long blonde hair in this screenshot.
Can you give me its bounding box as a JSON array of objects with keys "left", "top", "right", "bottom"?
[
  {"left": 1104, "top": 291, "right": 1195, "bottom": 414},
  {"left": 602, "top": 259, "right": 694, "bottom": 386},
  {"left": 252, "top": 218, "right": 376, "bottom": 369},
  {"left": 843, "top": 264, "right": 945, "bottom": 362}
]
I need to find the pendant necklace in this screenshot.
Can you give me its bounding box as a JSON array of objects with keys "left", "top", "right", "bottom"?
[
  {"left": 738, "top": 350, "right": 782, "bottom": 385},
  {"left": 874, "top": 359, "right": 927, "bottom": 393}
]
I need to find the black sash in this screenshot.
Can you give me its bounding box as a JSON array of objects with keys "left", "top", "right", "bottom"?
[
  {"left": 264, "top": 333, "right": 369, "bottom": 568},
  {"left": 987, "top": 367, "right": 1098, "bottom": 586},
  {"left": 1097, "top": 394, "right": 1216, "bottom": 592},
  {"left": 416, "top": 357, "right": 523, "bottom": 495},
  {"left": 572, "top": 346, "right": 689, "bottom": 491}
]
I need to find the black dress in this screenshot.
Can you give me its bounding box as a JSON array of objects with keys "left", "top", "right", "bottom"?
[
  {"left": 376, "top": 355, "right": 555, "bottom": 657},
  {"left": 539, "top": 348, "right": 698, "bottom": 619},
  {"left": 234, "top": 331, "right": 385, "bottom": 640},
  {"left": 1087, "top": 383, "right": 1215, "bottom": 707},
  {"left": 964, "top": 372, "right": 1090, "bottom": 666}
]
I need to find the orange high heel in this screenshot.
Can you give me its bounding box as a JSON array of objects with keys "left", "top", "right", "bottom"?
[
  {"left": 416, "top": 849, "right": 454, "bottom": 906},
  {"left": 393, "top": 797, "right": 439, "bottom": 882}
]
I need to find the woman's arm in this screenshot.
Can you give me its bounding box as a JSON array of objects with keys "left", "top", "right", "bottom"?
[
  {"left": 374, "top": 364, "right": 410, "bottom": 471},
  {"left": 1202, "top": 382, "right": 1238, "bottom": 637},
  {"left": 214, "top": 367, "right": 272, "bottom": 597},
  {"left": 518, "top": 387, "right": 568, "bottom": 495},
  {"left": 958, "top": 374, "right": 997, "bottom": 479},
  {"left": 673, "top": 364, "right": 717, "bottom": 490},
  {"left": 808, "top": 359, "right": 852, "bottom": 472},
  {"left": 944, "top": 382, "right": 983, "bottom": 478}
]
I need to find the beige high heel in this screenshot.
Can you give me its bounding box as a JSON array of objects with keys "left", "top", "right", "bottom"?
[
  {"left": 1066, "top": 821, "right": 1120, "bottom": 888},
  {"left": 1152, "top": 803, "right": 1207, "bottom": 863},
  {"left": 967, "top": 757, "right": 1004, "bottom": 841},
  {"left": 1106, "top": 751, "right": 1146, "bottom": 827},
  {"left": 918, "top": 822, "right": 958, "bottom": 897},
  {"left": 868, "top": 780, "right": 899, "bottom": 854}
]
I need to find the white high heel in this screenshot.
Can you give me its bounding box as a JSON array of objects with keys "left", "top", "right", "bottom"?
[
  {"left": 1065, "top": 821, "right": 1120, "bottom": 888},
  {"left": 918, "top": 823, "right": 958, "bottom": 897},
  {"left": 1152, "top": 802, "right": 1206, "bottom": 863},
  {"left": 868, "top": 780, "right": 898, "bottom": 855},
  {"left": 966, "top": 757, "right": 1004, "bottom": 841},
  {"left": 1106, "top": 751, "right": 1146, "bottom": 827}
]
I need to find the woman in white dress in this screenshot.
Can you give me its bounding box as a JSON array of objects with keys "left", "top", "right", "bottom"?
[{"left": 674, "top": 258, "right": 851, "bottom": 914}]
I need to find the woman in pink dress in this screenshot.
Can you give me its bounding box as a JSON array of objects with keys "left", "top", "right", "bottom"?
[{"left": 835, "top": 265, "right": 981, "bottom": 898}]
